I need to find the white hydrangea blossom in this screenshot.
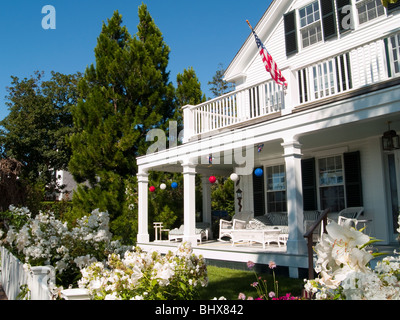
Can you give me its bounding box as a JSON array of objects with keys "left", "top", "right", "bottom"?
[
  {"left": 78, "top": 242, "right": 208, "bottom": 300},
  {"left": 1, "top": 206, "right": 128, "bottom": 279}
]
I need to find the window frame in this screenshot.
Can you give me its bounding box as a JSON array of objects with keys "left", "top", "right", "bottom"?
[
  {"left": 265, "top": 164, "right": 287, "bottom": 213},
  {"left": 389, "top": 33, "right": 400, "bottom": 75},
  {"left": 299, "top": 0, "right": 324, "bottom": 49},
  {"left": 317, "top": 155, "right": 346, "bottom": 213},
  {"left": 355, "top": 0, "right": 386, "bottom": 25}
]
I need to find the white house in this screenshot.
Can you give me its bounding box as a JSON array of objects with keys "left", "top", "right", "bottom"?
[{"left": 136, "top": 0, "right": 400, "bottom": 277}]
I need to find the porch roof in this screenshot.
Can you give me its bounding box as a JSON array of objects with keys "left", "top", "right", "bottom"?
[{"left": 137, "top": 83, "right": 400, "bottom": 172}]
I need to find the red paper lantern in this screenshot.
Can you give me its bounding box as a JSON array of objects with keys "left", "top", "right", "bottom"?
[
  {"left": 149, "top": 186, "right": 156, "bottom": 193},
  {"left": 209, "top": 176, "right": 217, "bottom": 184}
]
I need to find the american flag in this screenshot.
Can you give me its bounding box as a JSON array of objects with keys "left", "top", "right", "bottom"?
[{"left": 251, "top": 29, "right": 287, "bottom": 88}]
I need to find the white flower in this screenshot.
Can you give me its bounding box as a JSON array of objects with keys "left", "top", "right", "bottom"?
[{"left": 104, "top": 292, "right": 120, "bottom": 300}]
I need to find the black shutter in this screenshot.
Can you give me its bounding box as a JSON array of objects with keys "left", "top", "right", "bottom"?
[
  {"left": 321, "top": 0, "right": 338, "bottom": 41},
  {"left": 336, "top": 0, "right": 352, "bottom": 34},
  {"left": 344, "top": 151, "right": 363, "bottom": 207},
  {"left": 384, "top": 38, "right": 392, "bottom": 78},
  {"left": 388, "top": 1, "right": 400, "bottom": 13},
  {"left": 253, "top": 167, "right": 265, "bottom": 216},
  {"left": 301, "top": 158, "right": 318, "bottom": 211},
  {"left": 284, "top": 11, "right": 298, "bottom": 56}
]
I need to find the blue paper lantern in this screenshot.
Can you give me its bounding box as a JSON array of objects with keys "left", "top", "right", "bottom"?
[
  {"left": 254, "top": 168, "right": 263, "bottom": 177},
  {"left": 171, "top": 182, "right": 178, "bottom": 189}
]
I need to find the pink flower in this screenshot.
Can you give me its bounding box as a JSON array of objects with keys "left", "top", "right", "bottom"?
[
  {"left": 247, "top": 261, "right": 255, "bottom": 269},
  {"left": 238, "top": 293, "right": 246, "bottom": 300},
  {"left": 268, "top": 261, "right": 276, "bottom": 269},
  {"left": 269, "top": 291, "right": 276, "bottom": 298}
]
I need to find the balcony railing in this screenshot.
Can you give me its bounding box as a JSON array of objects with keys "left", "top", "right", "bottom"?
[
  {"left": 183, "top": 31, "right": 400, "bottom": 141},
  {"left": 183, "top": 79, "right": 285, "bottom": 138}
]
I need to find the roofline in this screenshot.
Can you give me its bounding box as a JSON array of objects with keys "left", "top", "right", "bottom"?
[{"left": 224, "top": 0, "right": 289, "bottom": 83}]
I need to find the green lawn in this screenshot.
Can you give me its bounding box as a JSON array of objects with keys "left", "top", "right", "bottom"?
[{"left": 198, "top": 265, "right": 305, "bottom": 300}]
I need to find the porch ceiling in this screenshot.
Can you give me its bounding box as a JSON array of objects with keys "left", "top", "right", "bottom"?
[{"left": 297, "top": 111, "right": 400, "bottom": 150}]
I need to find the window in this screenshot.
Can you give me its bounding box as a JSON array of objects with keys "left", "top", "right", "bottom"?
[
  {"left": 390, "top": 33, "right": 400, "bottom": 75},
  {"left": 356, "top": 0, "right": 385, "bottom": 24},
  {"left": 266, "top": 165, "right": 287, "bottom": 213},
  {"left": 299, "top": 1, "right": 323, "bottom": 48},
  {"left": 318, "top": 156, "right": 345, "bottom": 212}
]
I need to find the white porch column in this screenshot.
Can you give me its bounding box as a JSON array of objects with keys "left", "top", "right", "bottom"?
[
  {"left": 201, "top": 175, "right": 213, "bottom": 238},
  {"left": 137, "top": 169, "right": 150, "bottom": 243},
  {"left": 282, "top": 139, "right": 308, "bottom": 276},
  {"left": 182, "top": 162, "right": 198, "bottom": 246}
]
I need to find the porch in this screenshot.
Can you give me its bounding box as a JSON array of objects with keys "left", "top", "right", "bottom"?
[
  {"left": 136, "top": 28, "right": 400, "bottom": 279},
  {"left": 137, "top": 239, "right": 310, "bottom": 278}
]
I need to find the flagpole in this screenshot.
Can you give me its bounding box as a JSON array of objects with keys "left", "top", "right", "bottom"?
[
  {"left": 246, "top": 19, "right": 288, "bottom": 91},
  {"left": 246, "top": 20, "right": 253, "bottom": 31}
]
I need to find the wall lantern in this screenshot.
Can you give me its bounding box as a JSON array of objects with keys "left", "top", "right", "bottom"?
[
  {"left": 382, "top": 122, "right": 400, "bottom": 152},
  {"left": 236, "top": 188, "right": 243, "bottom": 200}
]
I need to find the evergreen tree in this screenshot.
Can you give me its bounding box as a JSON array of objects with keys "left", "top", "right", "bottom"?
[
  {"left": 68, "top": 7, "right": 175, "bottom": 243},
  {"left": 208, "top": 63, "right": 235, "bottom": 98},
  {"left": 175, "top": 67, "right": 206, "bottom": 133},
  {"left": 176, "top": 67, "right": 206, "bottom": 107}
]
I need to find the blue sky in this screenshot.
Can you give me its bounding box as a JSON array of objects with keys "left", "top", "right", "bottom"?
[{"left": 0, "top": 0, "right": 272, "bottom": 121}]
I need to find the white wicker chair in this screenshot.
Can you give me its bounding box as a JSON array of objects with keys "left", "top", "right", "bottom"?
[
  {"left": 168, "top": 223, "right": 209, "bottom": 243},
  {"left": 337, "top": 207, "right": 364, "bottom": 228},
  {"left": 218, "top": 211, "right": 253, "bottom": 241}
]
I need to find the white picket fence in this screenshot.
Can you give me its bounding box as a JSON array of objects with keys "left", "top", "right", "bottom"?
[{"left": 0, "top": 246, "right": 56, "bottom": 300}]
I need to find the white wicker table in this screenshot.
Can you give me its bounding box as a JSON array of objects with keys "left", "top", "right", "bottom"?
[{"left": 231, "top": 229, "right": 282, "bottom": 249}]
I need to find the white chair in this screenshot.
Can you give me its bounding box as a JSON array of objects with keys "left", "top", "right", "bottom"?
[
  {"left": 218, "top": 211, "right": 253, "bottom": 241},
  {"left": 337, "top": 207, "right": 364, "bottom": 228}
]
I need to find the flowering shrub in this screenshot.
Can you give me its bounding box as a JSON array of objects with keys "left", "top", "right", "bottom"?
[
  {"left": 78, "top": 242, "right": 208, "bottom": 300},
  {"left": 304, "top": 220, "right": 400, "bottom": 300},
  {"left": 0, "top": 206, "right": 127, "bottom": 287}
]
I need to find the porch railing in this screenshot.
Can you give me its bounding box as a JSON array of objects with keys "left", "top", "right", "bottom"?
[
  {"left": 303, "top": 208, "right": 330, "bottom": 281},
  {"left": 296, "top": 34, "right": 398, "bottom": 105},
  {"left": 185, "top": 78, "right": 285, "bottom": 137},
  {"left": 183, "top": 30, "right": 400, "bottom": 141}
]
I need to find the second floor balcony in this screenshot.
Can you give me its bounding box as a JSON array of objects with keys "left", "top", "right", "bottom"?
[{"left": 183, "top": 29, "right": 400, "bottom": 142}]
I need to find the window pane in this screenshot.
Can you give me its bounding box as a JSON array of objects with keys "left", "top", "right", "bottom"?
[
  {"left": 320, "top": 186, "right": 345, "bottom": 212},
  {"left": 267, "top": 191, "right": 287, "bottom": 213},
  {"left": 390, "top": 34, "right": 400, "bottom": 75},
  {"left": 299, "top": 1, "right": 323, "bottom": 49},
  {"left": 319, "top": 156, "right": 344, "bottom": 186},
  {"left": 266, "top": 165, "right": 287, "bottom": 213},
  {"left": 357, "top": 0, "right": 385, "bottom": 25}
]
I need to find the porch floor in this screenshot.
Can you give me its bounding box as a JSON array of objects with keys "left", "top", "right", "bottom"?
[
  {"left": 137, "top": 239, "right": 310, "bottom": 278},
  {"left": 137, "top": 240, "right": 399, "bottom": 278}
]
